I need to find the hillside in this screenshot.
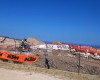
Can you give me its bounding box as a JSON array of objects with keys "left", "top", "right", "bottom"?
[
  {"left": 0, "top": 36, "right": 45, "bottom": 50},
  {"left": 27, "top": 37, "right": 45, "bottom": 45},
  {"left": 0, "top": 36, "right": 100, "bottom": 80}
]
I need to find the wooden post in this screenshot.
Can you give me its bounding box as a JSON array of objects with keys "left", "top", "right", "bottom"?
[
  {"left": 14, "top": 40, "right": 16, "bottom": 53},
  {"left": 78, "top": 45, "right": 81, "bottom": 74}
]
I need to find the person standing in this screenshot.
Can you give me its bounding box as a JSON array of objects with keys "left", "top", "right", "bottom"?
[{"left": 45, "top": 58, "right": 50, "bottom": 69}]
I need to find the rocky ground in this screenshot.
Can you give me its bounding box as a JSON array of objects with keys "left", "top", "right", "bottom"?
[{"left": 33, "top": 50, "right": 100, "bottom": 75}]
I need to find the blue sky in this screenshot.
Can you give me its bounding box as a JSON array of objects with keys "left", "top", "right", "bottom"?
[{"left": 0, "top": 0, "right": 100, "bottom": 45}]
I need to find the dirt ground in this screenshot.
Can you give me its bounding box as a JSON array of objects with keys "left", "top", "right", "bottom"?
[
  {"left": 0, "top": 49, "right": 100, "bottom": 80},
  {"left": 34, "top": 50, "right": 100, "bottom": 75},
  {"left": 0, "top": 60, "right": 99, "bottom": 80},
  {"left": 0, "top": 68, "right": 64, "bottom": 80}
]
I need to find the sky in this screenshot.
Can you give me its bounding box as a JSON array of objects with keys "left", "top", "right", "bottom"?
[{"left": 0, "top": 0, "right": 100, "bottom": 45}]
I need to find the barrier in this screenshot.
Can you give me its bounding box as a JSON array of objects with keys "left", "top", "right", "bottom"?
[{"left": 0, "top": 50, "right": 39, "bottom": 63}]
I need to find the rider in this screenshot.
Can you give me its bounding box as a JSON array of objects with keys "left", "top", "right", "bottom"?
[{"left": 21, "top": 39, "right": 30, "bottom": 50}]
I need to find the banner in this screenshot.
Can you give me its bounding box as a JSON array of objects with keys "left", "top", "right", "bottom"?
[{"left": 0, "top": 50, "right": 39, "bottom": 63}]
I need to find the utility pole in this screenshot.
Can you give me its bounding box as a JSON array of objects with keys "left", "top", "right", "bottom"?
[
  {"left": 14, "top": 39, "right": 16, "bottom": 53},
  {"left": 44, "top": 42, "right": 47, "bottom": 67},
  {"left": 45, "top": 42, "right": 47, "bottom": 57},
  {"left": 78, "top": 45, "right": 81, "bottom": 74}
]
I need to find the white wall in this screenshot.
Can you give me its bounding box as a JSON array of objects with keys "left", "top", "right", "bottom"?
[
  {"left": 30, "top": 44, "right": 69, "bottom": 50},
  {"left": 52, "top": 45, "right": 69, "bottom": 50}
]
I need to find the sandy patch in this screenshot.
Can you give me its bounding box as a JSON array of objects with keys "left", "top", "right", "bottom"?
[{"left": 0, "top": 68, "right": 65, "bottom": 80}]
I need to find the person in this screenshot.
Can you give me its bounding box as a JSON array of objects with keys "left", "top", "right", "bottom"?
[
  {"left": 21, "top": 40, "right": 25, "bottom": 49},
  {"left": 20, "top": 39, "right": 30, "bottom": 51},
  {"left": 45, "top": 58, "right": 50, "bottom": 69}
]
